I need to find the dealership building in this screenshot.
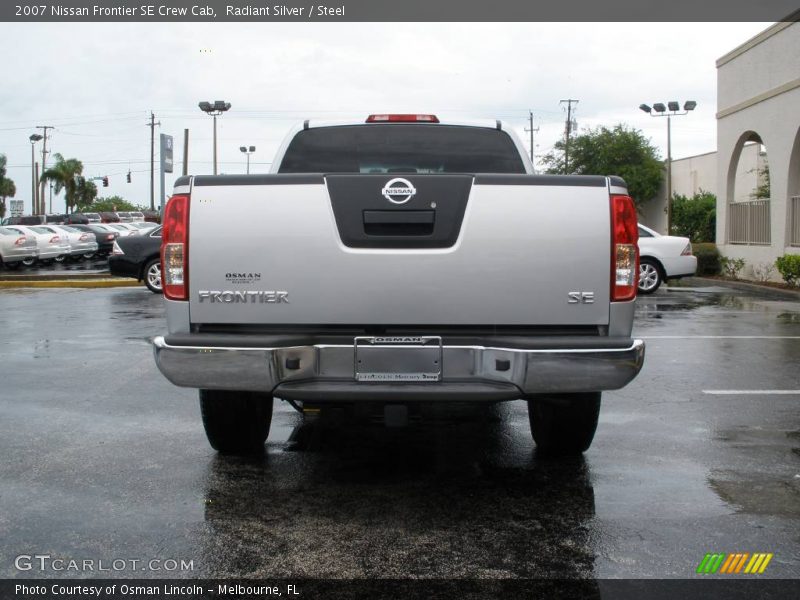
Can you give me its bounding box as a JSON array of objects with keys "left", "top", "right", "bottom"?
[{"left": 641, "top": 19, "right": 800, "bottom": 280}]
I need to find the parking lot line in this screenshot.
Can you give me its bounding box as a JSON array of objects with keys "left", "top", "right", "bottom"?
[
  {"left": 641, "top": 336, "right": 800, "bottom": 339},
  {"left": 703, "top": 390, "right": 800, "bottom": 395}
]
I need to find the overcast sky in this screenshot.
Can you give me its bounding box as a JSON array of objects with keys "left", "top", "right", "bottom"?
[{"left": 0, "top": 21, "right": 770, "bottom": 214}]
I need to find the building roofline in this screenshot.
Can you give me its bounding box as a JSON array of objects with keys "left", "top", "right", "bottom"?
[
  {"left": 672, "top": 149, "right": 718, "bottom": 162},
  {"left": 716, "top": 15, "right": 799, "bottom": 68}
]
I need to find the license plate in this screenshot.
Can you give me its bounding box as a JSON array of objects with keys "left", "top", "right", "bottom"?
[{"left": 354, "top": 336, "right": 443, "bottom": 382}]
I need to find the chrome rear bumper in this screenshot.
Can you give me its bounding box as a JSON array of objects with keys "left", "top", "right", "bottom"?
[{"left": 153, "top": 336, "right": 645, "bottom": 401}]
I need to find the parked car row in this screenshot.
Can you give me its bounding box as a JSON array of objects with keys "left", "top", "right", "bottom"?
[
  {"left": 2, "top": 210, "right": 160, "bottom": 227},
  {"left": 0, "top": 222, "right": 150, "bottom": 267},
  {"left": 0, "top": 224, "right": 91, "bottom": 267}
]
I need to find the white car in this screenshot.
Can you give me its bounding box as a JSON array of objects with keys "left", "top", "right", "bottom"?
[
  {"left": 0, "top": 226, "right": 38, "bottom": 269},
  {"left": 47, "top": 225, "right": 100, "bottom": 260},
  {"left": 128, "top": 221, "right": 159, "bottom": 233},
  {"left": 107, "top": 223, "right": 140, "bottom": 236},
  {"left": 637, "top": 224, "right": 698, "bottom": 293}
]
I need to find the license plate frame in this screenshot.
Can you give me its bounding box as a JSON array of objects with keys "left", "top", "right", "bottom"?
[{"left": 354, "top": 336, "right": 443, "bottom": 382}]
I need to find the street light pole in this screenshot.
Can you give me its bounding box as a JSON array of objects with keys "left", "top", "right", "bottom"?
[
  {"left": 639, "top": 100, "right": 696, "bottom": 234},
  {"left": 29, "top": 134, "right": 43, "bottom": 215},
  {"left": 213, "top": 114, "right": 218, "bottom": 175},
  {"left": 666, "top": 114, "right": 672, "bottom": 232},
  {"left": 239, "top": 145, "right": 256, "bottom": 174},
  {"left": 199, "top": 101, "right": 231, "bottom": 175},
  {"left": 36, "top": 125, "right": 53, "bottom": 215}
]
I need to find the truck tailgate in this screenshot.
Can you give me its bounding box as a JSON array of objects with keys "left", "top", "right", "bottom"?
[{"left": 187, "top": 174, "right": 611, "bottom": 326}]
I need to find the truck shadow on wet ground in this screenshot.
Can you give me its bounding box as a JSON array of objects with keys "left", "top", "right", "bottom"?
[{"left": 200, "top": 404, "right": 598, "bottom": 580}]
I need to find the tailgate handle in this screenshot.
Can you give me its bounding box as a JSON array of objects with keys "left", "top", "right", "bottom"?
[
  {"left": 363, "top": 210, "right": 434, "bottom": 225},
  {"left": 362, "top": 210, "right": 435, "bottom": 237}
]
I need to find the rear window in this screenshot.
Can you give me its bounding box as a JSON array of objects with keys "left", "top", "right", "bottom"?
[{"left": 278, "top": 124, "right": 526, "bottom": 174}]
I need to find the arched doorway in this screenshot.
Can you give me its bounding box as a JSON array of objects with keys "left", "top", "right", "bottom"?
[
  {"left": 726, "top": 131, "right": 770, "bottom": 245},
  {"left": 788, "top": 127, "right": 800, "bottom": 247}
]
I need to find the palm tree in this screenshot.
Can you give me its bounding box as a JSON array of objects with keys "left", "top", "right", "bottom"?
[
  {"left": 40, "top": 153, "right": 84, "bottom": 213},
  {"left": 0, "top": 154, "right": 15, "bottom": 218},
  {"left": 0, "top": 179, "right": 16, "bottom": 219},
  {"left": 74, "top": 177, "right": 98, "bottom": 211}
]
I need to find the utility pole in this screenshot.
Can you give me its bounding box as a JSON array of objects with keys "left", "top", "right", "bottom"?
[
  {"left": 36, "top": 125, "right": 53, "bottom": 215},
  {"left": 559, "top": 99, "right": 578, "bottom": 173},
  {"left": 148, "top": 112, "right": 161, "bottom": 210},
  {"left": 182, "top": 129, "right": 189, "bottom": 176},
  {"left": 524, "top": 110, "right": 539, "bottom": 174}
]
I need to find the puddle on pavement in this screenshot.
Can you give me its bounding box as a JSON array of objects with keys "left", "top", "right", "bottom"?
[
  {"left": 708, "top": 474, "right": 800, "bottom": 517},
  {"left": 710, "top": 427, "right": 800, "bottom": 517}
]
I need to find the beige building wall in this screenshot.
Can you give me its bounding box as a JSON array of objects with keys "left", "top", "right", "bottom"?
[
  {"left": 671, "top": 151, "right": 718, "bottom": 198},
  {"left": 716, "top": 19, "right": 800, "bottom": 280}
]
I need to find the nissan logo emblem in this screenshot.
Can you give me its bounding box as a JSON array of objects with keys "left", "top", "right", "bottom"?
[{"left": 381, "top": 178, "right": 416, "bottom": 204}]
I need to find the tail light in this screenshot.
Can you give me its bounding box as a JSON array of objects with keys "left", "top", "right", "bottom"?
[
  {"left": 610, "top": 194, "right": 639, "bottom": 302},
  {"left": 79, "top": 233, "right": 91, "bottom": 241},
  {"left": 681, "top": 243, "right": 693, "bottom": 256},
  {"left": 14, "top": 236, "right": 26, "bottom": 246},
  {"left": 49, "top": 235, "right": 60, "bottom": 243},
  {"left": 366, "top": 114, "right": 439, "bottom": 123},
  {"left": 162, "top": 193, "right": 190, "bottom": 300},
  {"left": 106, "top": 234, "right": 115, "bottom": 241}
]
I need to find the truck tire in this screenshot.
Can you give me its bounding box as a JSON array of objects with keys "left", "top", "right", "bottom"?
[
  {"left": 199, "top": 390, "right": 273, "bottom": 455},
  {"left": 527, "top": 392, "right": 601, "bottom": 455},
  {"left": 638, "top": 258, "right": 663, "bottom": 294}
]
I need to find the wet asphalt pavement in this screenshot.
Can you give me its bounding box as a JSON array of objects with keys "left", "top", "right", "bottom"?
[{"left": 0, "top": 283, "right": 799, "bottom": 581}]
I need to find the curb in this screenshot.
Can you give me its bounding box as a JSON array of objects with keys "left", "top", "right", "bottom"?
[
  {"left": 0, "top": 279, "right": 142, "bottom": 289},
  {"left": 0, "top": 272, "right": 113, "bottom": 281},
  {"left": 678, "top": 277, "right": 800, "bottom": 299}
]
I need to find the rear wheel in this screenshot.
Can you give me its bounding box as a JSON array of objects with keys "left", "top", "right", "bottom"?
[
  {"left": 21, "top": 257, "right": 36, "bottom": 267},
  {"left": 82, "top": 251, "right": 96, "bottom": 260},
  {"left": 199, "top": 390, "right": 274, "bottom": 455},
  {"left": 527, "top": 392, "right": 601, "bottom": 456},
  {"left": 638, "top": 258, "right": 663, "bottom": 294},
  {"left": 143, "top": 258, "right": 162, "bottom": 294}
]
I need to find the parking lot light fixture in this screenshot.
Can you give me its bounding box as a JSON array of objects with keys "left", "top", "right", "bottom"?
[
  {"left": 239, "top": 145, "right": 256, "bottom": 174},
  {"left": 198, "top": 100, "right": 232, "bottom": 175},
  {"left": 638, "top": 99, "right": 698, "bottom": 234}
]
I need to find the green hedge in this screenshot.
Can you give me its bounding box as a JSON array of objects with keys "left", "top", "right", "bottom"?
[
  {"left": 775, "top": 254, "right": 800, "bottom": 286},
  {"left": 692, "top": 243, "right": 721, "bottom": 276}
]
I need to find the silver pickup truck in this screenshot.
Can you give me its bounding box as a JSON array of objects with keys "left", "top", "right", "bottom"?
[{"left": 153, "top": 114, "right": 645, "bottom": 456}]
